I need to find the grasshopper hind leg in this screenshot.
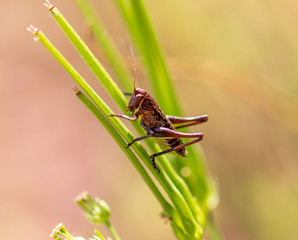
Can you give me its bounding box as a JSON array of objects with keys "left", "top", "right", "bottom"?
[{"left": 150, "top": 156, "right": 160, "bottom": 173}]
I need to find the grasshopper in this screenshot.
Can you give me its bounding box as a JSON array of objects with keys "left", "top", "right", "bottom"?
[{"left": 109, "top": 59, "right": 207, "bottom": 173}]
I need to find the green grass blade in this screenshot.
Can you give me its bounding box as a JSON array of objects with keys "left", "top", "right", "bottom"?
[
  {"left": 45, "top": 3, "right": 127, "bottom": 113},
  {"left": 27, "top": 26, "right": 176, "bottom": 221},
  {"left": 29, "top": 0, "right": 225, "bottom": 238},
  {"left": 114, "top": 0, "right": 181, "bottom": 115},
  {"left": 28, "top": 25, "right": 202, "bottom": 235},
  {"left": 114, "top": 0, "right": 210, "bottom": 223},
  {"left": 116, "top": 0, "right": 218, "bottom": 211},
  {"left": 44, "top": 4, "right": 204, "bottom": 232},
  {"left": 74, "top": 0, "right": 133, "bottom": 93}
]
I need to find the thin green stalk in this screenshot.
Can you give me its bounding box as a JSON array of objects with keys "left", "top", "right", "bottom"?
[
  {"left": 45, "top": 2, "right": 127, "bottom": 113},
  {"left": 74, "top": 0, "right": 133, "bottom": 92},
  {"left": 207, "top": 214, "right": 225, "bottom": 240},
  {"left": 94, "top": 229, "right": 105, "bottom": 240},
  {"left": 115, "top": 0, "right": 219, "bottom": 218},
  {"left": 114, "top": 0, "right": 182, "bottom": 115},
  {"left": 75, "top": 88, "right": 177, "bottom": 219},
  {"left": 29, "top": 0, "right": 225, "bottom": 238},
  {"left": 106, "top": 221, "right": 121, "bottom": 240},
  {"left": 27, "top": 26, "right": 175, "bottom": 220},
  {"left": 44, "top": 3, "right": 204, "bottom": 234},
  {"left": 27, "top": 25, "right": 195, "bottom": 235},
  {"left": 32, "top": 1, "right": 224, "bottom": 238},
  {"left": 114, "top": 0, "right": 208, "bottom": 225}
]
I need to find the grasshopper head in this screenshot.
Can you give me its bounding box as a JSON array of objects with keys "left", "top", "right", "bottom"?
[{"left": 126, "top": 88, "right": 147, "bottom": 114}]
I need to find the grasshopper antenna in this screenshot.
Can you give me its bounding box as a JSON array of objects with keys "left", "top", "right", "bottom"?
[{"left": 129, "top": 46, "right": 138, "bottom": 90}]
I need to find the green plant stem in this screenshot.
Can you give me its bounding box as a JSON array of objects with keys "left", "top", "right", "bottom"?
[
  {"left": 106, "top": 221, "right": 121, "bottom": 240},
  {"left": 115, "top": 0, "right": 217, "bottom": 216},
  {"left": 114, "top": 0, "right": 209, "bottom": 226},
  {"left": 114, "top": 0, "right": 181, "bottom": 116},
  {"left": 30, "top": 26, "right": 195, "bottom": 235},
  {"left": 31, "top": 29, "right": 175, "bottom": 221},
  {"left": 207, "top": 214, "right": 225, "bottom": 240},
  {"left": 94, "top": 229, "right": 105, "bottom": 240},
  {"left": 45, "top": 5, "right": 204, "bottom": 234},
  {"left": 74, "top": 0, "right": 133, "bottom": 93},
  {"left": 75, "top": 88, "right": 176, "bottom": 218},
  {"left": 47, "top": 5, "right": 127, "bottom": 113},
  {"left": 28, "top": 0, "right": 225, "bottom": 238},
  {"left": 75, "top": 87, "right": 189, "bottom": 235}
]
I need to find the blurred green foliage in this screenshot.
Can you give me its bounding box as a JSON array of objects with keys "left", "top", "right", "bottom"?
[
  {"left": 48, "top": 0, "right": 298, "bottom": 239},
  {"left": 141, "top": 1, "right": 298, "bottom": 240}
]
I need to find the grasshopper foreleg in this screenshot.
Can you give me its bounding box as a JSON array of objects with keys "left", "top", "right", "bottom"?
[
  {"left": 109, "top": 114, "right": 154, "bottom": 148},
  {"left": 124, "top": 122, "right": 154, "bottom": 148},
  {"left": 126, "top": 127, "right": 153, "bottom": 148},
  {"left": 109, "top": 113, "right": 138, "bottom": 121}
]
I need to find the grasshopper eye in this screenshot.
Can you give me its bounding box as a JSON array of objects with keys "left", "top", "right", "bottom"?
[
  {"left": 127, "top": 94, "right": 144, "bottom": 113},
  {"left": 134, "top": 94, "right": 144, "bottom": 102}
]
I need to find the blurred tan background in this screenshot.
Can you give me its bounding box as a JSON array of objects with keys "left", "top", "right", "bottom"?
[{"left": 1, "top": 0, "right": 298, "bottom": 239}]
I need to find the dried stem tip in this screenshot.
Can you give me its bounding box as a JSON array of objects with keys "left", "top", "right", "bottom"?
[
  {"left": 44, "top": 0, "right": 55, "bottom": 11},
  {"left": 26, "top": 25, "right": 39, "bottom": 35},
  {"left": 72, "top": 86, "right": 82, "bottom": 96}
]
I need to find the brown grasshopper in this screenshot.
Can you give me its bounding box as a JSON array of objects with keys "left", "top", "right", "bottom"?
[{"left": 109, "top": 60, "right": 207, "bottom": 173}]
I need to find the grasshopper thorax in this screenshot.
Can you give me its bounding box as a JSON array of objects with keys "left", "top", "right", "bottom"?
[{"left": 126, "top": 88, "right": 147, "bottom": 114}]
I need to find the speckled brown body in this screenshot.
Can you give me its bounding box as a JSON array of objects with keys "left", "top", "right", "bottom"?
[
  {"left": 135, "top": 93, "right": 186, "bottom": 156},
  {"left": 110, "top": 86, "right": 206, "bottom": 172}
]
